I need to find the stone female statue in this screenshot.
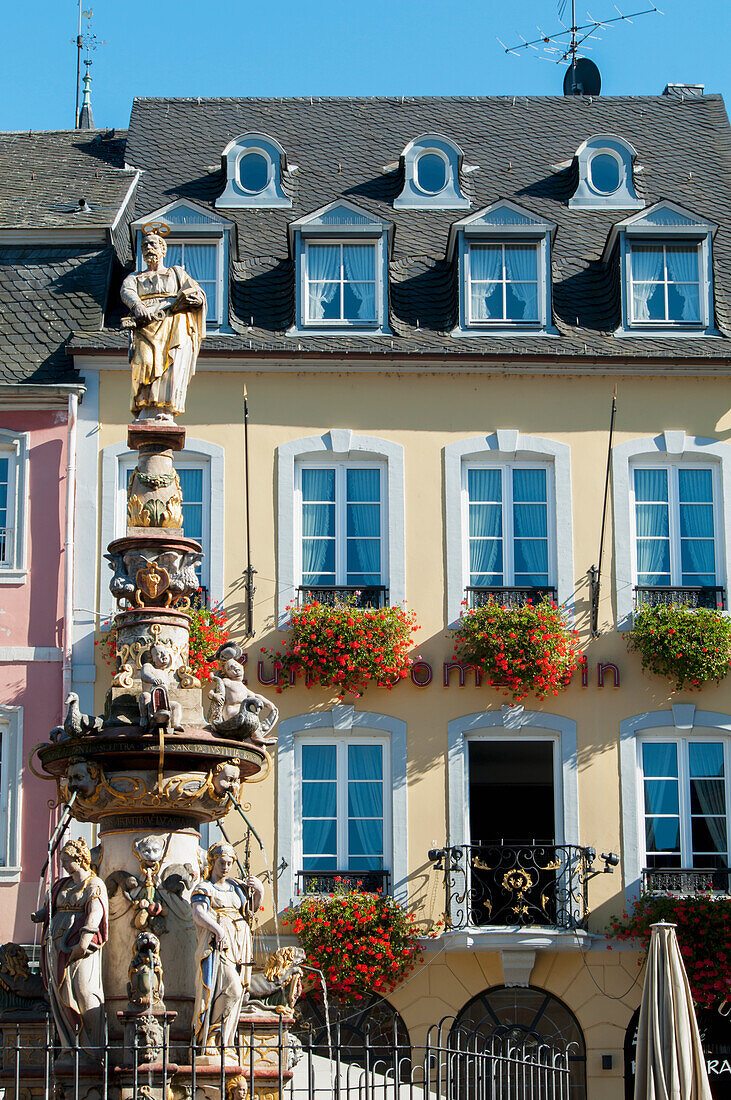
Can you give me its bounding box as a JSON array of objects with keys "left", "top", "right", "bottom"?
[
  {"left": 121, "top": 229, "right": 206, "bottom": 420},
  {"left": 191, "top": 842, "right": 264, "bottom": 1060},
  {"left": 31, "top": 838, "right": 109, "bottom": 1062}
]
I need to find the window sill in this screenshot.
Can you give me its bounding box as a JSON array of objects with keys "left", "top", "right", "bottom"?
[
  {"left": 450, "top": 325, "right": 559, "bottom": 338},
  {"left": 0, "top": 569, "right": 28, "bottom": 585},
  {"left": 435, "top": 928, "right": 594, "bottom": 952},
  {"left": 0, "top": 867, "right": 21, "bottom": 884},
  {"left": 286, "top": 324, "right": 393, "bottom": 337},
  {"left": 614, "top": 325, "right": 721, "bottom": 338}
]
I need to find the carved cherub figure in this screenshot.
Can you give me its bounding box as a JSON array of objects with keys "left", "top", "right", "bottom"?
[
  {"left": 207, "top": 643, "right": 278, "bottom": 746},
  {"left": 139, "top": 644, "right": 182, "bottom": 732},
  {"left": 227, "top": 1075, "right": 248, "bottom": 1100}
]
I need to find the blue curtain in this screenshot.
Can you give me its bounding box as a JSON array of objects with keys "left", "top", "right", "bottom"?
[
  {"left": 678, "top": 468, "right": 715, "bottom": 583},
  {"left": 468, "top": 468, "right": 501, "bottom": 502},
  {"left": 346, "top": 470, "right": 381, "bottom": 583},
  {"left": 512, "top": 469, "right": 547, "bottom": 583},
  {"left": 302, "top": 745, "right": 338, "bottom": 868},
  {"left": 689, "top": 744, "right": 726, "bottom": 856},
  {"left": 347, "top": 469, "right": 380, "bottom": 502},
  {"left": 185, "top": 244, "right": 217, "bottom": 283},
  {"left": 642, "top": 742, "right": 678, "bottom": 778},
  {"left": 347, "top": 746, "right": 383, "bottom": 870},
  {"left": 301, "top": 470, "right": 336, "bottom": 582},
  {"left": 635, "top": 469, "right": 670, "bottom": 584}
]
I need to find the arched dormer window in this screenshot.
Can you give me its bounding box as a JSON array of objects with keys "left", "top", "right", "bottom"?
[
  {"left": 394, "top": 134, "right": 469, "bottom": 210},
  {"left": 216, "top": 132, "right": 292, "bottom": 209},
  {"left": 569, "top": 134, "right": 644, "bottom": 211}
]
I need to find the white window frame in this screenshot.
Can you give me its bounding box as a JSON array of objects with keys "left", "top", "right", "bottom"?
[
  {"left": 447, "top": 708, "right": 579, "bottom": 929},
  {"left": 612, "top": 432, "right": 731, "bottom": 628},
  {"left": 637, "top": 732, "right": 730, "bottom": 871},
  {"left": 302, "top": 239, "right": 382, "bottom": 329},
  {"left": 629, "top": 459, "right": 722, "bottom": 590},
  {"left": 0, "top": 429, "right": 29, "bottom": 582},
  {"left": 277, "top": 707, "right": 408, "bottom": 906},
  {"left": 461, "top": 460, "right": 554, "bottom": 592},
  {"left": 276, "top": 431, "right": 405, "bottom": 627},
  {"left": 237, "top": 146, "right": 273, "bottom": 195},
  {"left": 0, "top": 704, "right": 23, "bottom": 880},
  {"left": 296, "top": 459, "right": 387, "bottom": 590},
  {"left": 465, "top": 241, "right": 543, "bottom": 329},
  {"left": 414, "top": 148, "right": 450, "bottom": 196},
  {"left": 627, "top": 240, "right": 706, "bottom": 329},
  {"left": 587, "top": 148, "right": 624, "bottom": 197},
  {"left": 445, "top": 432, "right": 573, "bottom": 626},
  {"left": 100, "top": 438, "right": 225, "bottom": 618},
  {"left": 620, "top": 706, "right": 731, "bottom": 902},
  {"left": 296, "top": 733, "right": 392, "bottom": 874}
]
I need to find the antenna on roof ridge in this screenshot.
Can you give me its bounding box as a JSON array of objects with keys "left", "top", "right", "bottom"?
[
  {"left": 72, "top": 3, "right": 106, "bottom": 128},
  {"left": 498, "top": 0, "right": 661, "bottom": 95}
]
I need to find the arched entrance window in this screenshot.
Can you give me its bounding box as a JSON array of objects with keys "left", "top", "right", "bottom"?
[
  {"left": 295, "top": 991, "right": 410, "bottom": 1070},
  {"left": 453, "top": 985, "right": 587, "bottom": 1098}
]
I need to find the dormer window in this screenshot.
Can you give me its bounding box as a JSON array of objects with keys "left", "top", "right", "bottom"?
[
  {"left": 131, "top": 200, "right": 233, "bottom": 331},
  {"left": 604, "top": 201, "right": 718, "bottom": 336},
  {"left": 449, "top": 200, "right": 556, "bottom": 335},
  {"left": 569, "top": 135, "right": 644, "bottom": 211},
  {"left": 288, "top": 201, "right": 392, "bottom": 335},
  {"left": 394, "top": 135, "right": 469, "bottom": 210},
  {"left": 216, "top": 132, "right": 291, "bottom": 209}
]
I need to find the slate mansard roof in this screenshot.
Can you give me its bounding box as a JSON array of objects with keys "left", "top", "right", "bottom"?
[
  {"left": 73, "top": 92, "right": 731, "bottom": 365},
  {"left": 0, "top": 130, "right": 136, "bottom": 384}
]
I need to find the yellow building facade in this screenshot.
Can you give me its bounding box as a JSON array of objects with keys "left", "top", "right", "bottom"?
[{"left": 73, "top": 359, "right": 731, "bottom": 1099}]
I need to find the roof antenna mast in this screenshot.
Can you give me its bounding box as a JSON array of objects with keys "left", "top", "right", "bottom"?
[
  {"left": 73, "top": 4, "right": 105, "bottom": 127},
  {"left": 497, "top": 0, "right": 661, "bottom": 94}
]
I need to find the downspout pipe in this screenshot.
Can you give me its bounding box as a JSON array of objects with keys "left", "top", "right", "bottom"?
[{"left": 62, "top": 392, "right": 79, "bottom": 710}]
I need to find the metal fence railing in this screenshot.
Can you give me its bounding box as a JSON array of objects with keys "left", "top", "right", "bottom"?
[{"left": 0, "top": 1016, "right": 574, "bottom": 1100}]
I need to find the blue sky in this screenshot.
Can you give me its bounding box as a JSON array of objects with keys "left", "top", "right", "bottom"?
[{"left": 9, "top": 0, "right": 730, "bottom": 131}]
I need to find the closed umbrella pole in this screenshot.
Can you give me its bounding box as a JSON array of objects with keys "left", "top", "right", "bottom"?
[{"left": 634, "top": 920, "right": 713, "bottom": 1100}]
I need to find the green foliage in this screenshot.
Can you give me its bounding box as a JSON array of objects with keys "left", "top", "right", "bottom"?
[
  {"left": 608, "top": 893, "right": 731, "bottom": 1010},
  {"left": 451, "top": 598, "right": 582, "bottom": 701},
  {"left": 628, "top": 603, "right": 731, "bottom": 690}
]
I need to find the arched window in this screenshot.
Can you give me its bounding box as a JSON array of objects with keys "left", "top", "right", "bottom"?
[
  {"left": 216, "top": 131, "right": 291, "bottom": 209},
  {"left": 453, "top": 985, "right": 587, "bottom": 1099},
  {"left": 394, "top": 134, "right": 469, "bottom": 210},
  {"left": 569, "top": 134, "right": 643, "bottom": 211},
  {"left": 294, "top": 991, "right": 410, "bottom": 1068}
]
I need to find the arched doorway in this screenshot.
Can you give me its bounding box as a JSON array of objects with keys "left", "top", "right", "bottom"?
[{"left": 453, "top": 985, "right": 587, "bottom": 1098}]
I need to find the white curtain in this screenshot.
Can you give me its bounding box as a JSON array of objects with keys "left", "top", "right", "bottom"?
[
  {"left": 307, "top": 245, "right": 340, "bottom": 320},
  {"left": 343, "top": 245, "right": 376, "bottom": 320},
  {"left": 632, "top": 246, "right": 663, "bottom": 322},
  {"left": 470, "top": 246, "right": 502, "bottom": 320},
  {"left": 505, "top": 246, "right": 539, "bottom": 321},
  {"left": 666, "top": 247, "right": 700, "bottom": 322}
]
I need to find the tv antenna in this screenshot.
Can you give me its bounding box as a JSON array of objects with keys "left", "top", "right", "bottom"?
[
  {"left": 72, "top": 4, "right": 106, "bottom": 127},
  {"left": 498, "top": 1, "right": 662, "bottom": 95}
]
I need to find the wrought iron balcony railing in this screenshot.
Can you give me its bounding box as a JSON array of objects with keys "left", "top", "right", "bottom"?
[
  {"left": 642, "top": 867, "right": 731, "bottom": 895},
  {"left": 634, "top": 585, "right": 726, "bottom": 611},
  {"left": 297, "top": 585, "right": 389, "bottom": 609},
  {"left": 466, "top": 586, "right": 558, "bottom": 610},
  {"left": 432, "top": 843, "right": 593, "bottom": 930},
  {"left": 297, "top": 869, "right": 391, "bottom": 895}
]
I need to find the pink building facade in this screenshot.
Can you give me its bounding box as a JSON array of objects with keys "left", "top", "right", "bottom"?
[{"left": 0, "top": 391, "right": 83, "bottom": 944}]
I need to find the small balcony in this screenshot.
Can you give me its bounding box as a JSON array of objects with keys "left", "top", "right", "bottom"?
[
  {"left": 296, "top": 869, "right": 391, "bottom": 895},
  {"left": 297, "top": 585, "right": 389, "bottom": 609},
  {"left": 466, "top": 586, "right": 557, "bottom": 610},
  {"left": 431, "top": 843, "right": 594, "bottom": 931},
  {"left": 642, "top": 866, "right": 731, "bottom": 895},
  {"left": 634, "top": 585, "right": 726, "bottom": 611}
]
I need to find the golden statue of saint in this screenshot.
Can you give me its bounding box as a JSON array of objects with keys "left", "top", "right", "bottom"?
[{"left": 121, "top": 230, "right": 206, "bottom": 419}]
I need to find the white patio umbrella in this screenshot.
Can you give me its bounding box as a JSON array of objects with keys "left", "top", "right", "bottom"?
[{"left": 634, "top": 920, "right": 713, "bottom": 1100}]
